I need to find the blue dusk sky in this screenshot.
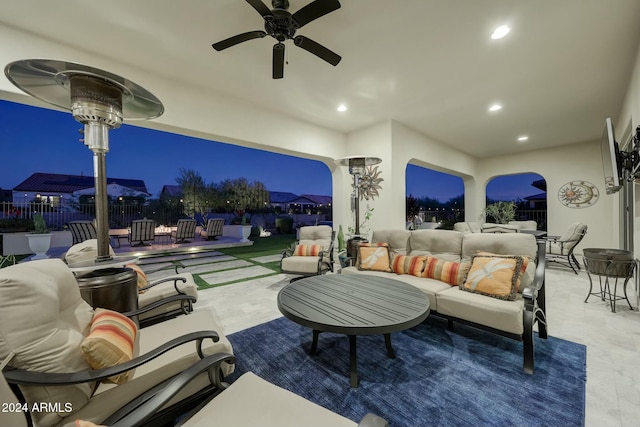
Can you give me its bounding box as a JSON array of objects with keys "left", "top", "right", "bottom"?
[
  {"left": 1, "top": 100, "right": 543, "bottom": 201},
  {"left": 406, "top": 165, "right": 543, "bottom": 203}
]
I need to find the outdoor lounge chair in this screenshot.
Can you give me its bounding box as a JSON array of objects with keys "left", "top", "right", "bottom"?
[
  {"left": 0, "top": 258, "right": 234, "bottom": 427},
  {"left": 171, "top": 218, "right": 197, "bottom": 243},
  {"left": 200, "top": 218, "right": 225, "bottom": 240},
  {"left": 64, "top": 239, "right": 198, "bottom": 328},
  {"left": 128, "top": 219, "right": 156, "bottom": 246},
  {"left": 67, "top": 220, "right": 98, "bottom": 245},
  {"left": 280, "top": 225, "right": 334, "bottom": 281},
  {"left": 543, "top": 222, "right": 588, "bottom": 274}
]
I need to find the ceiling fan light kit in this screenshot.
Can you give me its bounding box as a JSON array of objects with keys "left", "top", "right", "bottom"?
[{"left": 212, "top": 0, "right": 342, "bottom": 79}]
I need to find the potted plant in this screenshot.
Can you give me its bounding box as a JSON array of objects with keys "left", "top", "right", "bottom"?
[
  {"left": 230, "top": 209, "right": 252, "bottom": 242},
  {"left": 26, "top": 213, "right": 52, "bottom": 259},
  {"left": 482, "top": 201, "right": 516, "bottom": 224}
]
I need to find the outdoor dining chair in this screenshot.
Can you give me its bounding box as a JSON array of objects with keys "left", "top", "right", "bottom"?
[
  {"left": 128, "top": 219, "right": 156, "bottom": 246},
  {"left": 171, "top": 218, "right": 197, "bottom": 243},
  {"left": 67, "top": 220, "right": 98, "bottom": 245}
]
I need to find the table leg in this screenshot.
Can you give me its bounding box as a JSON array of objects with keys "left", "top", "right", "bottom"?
[
  {"left": 310, "top": 330, "right": 320, "bottom": 354},
  {"left": 384, "top": 333, "right": 396, "bottom": 359},
  {"left": 349, "top": 335, "right": 358, "bottom": 388}
]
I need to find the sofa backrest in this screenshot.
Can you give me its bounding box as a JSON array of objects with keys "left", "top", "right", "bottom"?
[
  {"left": 371, "top": 229, "right": 411, "bottom": 255},
  {"left": 408, "top": 229, "right": 463, "bottom": 262},
  {"left": 0, "top": 259, "right": 95, "bottom": 427},
  {"left": 461, "top": 233, "right": 538, "bottom": 290},
  {"left": 454, "top": 222, "right": 481, "bottom": 233}
]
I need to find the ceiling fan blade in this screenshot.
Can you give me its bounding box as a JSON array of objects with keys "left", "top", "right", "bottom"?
[
  {"left": 212, "top": 31, "right": 267, "bottom": 51},
  {"left": 292, "top": 0, "right": 341, "bottom": 29},
  {"left": 294, "top": 35, "right": 341, "bottom": 66},
  {"left": 273, "top": 43, "right": 285, "bottom": 79},
  {"left": 245, "top": 0, "right": 272, "bottom": 18}
]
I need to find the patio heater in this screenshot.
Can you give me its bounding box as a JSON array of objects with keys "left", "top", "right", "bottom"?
[
  {"left": 4, "top": 59, "right": 164, "bottom": 265},
  {"left": 335, "top": 156, "right": 381, "bottom": 257}
]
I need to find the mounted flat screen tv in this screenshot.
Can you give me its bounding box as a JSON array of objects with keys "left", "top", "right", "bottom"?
[{"left": 601, "top": 117, "right": 623, "bottom": 194}]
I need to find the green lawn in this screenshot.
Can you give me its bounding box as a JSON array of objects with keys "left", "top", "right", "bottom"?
[{"left": 191, "top": 234, "right": 296, "bottom": 290}]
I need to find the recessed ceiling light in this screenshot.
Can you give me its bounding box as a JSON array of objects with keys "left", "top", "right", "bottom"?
[
  {"left": 489, "top": 104, "right": 502, "bottom": 112},
  {"left": 337, "top": 104, "right": 348, "bottom": 112},
  {"left": 491, "top": 25, "right": 510, "bottom": 40},
  {"left": 518, "top": 135, "right": 529, "bottom": 142}
]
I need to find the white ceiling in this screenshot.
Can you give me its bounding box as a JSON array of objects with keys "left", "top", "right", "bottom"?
[{"left": 1, "top": 0, "right": 640, "bottom": 158}]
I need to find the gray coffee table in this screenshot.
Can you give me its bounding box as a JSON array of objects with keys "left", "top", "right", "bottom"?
[{"left": 277, "top": 274, "right": 430, "bottom": 387}]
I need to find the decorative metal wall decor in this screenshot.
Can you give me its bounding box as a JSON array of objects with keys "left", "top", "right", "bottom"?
[
  {"left": 357, "top": 165, "right": 384, "bottom": 200},
  {"left": 558, "top": 180, "right": 599, "bottom": 208}
]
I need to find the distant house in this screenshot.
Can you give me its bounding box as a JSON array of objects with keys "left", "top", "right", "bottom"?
[
  {"left": 268, "top": 191, "right": 298, "bottom": 211},
  {"left": 160, "top": 185, "right": 183, "bottom": 201},
  {"left": 12, "top": 172, "right": 149, "bottom": 208},
  {"left": 524, "top": 192, "right": 547, "bottom": 209},
  {"left": 269, "top": 191, "right": 332, "bottom": 213},
  {"left": 0, "top": 188, "right": 12, "bottom": 203}
]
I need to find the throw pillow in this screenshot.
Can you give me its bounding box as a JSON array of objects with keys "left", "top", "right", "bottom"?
[
  {"left": 293, "top": 244, "right": 324, "bottom": 256},
  {"left": 476, "top": 251, "right": 531, "bottom": 292},
  {"left": 422, "top": 256, "right": 471, "bottom": 286},
  {"left": 357, "top": 245, "right": 392, "bottom": 272},
  {"left": 126, "top": 263, "right": 148, "bottom": 294},
  {"left": 76, "top": 421, "right": 106, "bottom": 427},
  {"left": 461, "top": 255, "right": 523, "bottom": 300},
  {"left": 80, "top": 308, "right": 138, "bottom": 384},
  {"left": 391, "top": 255, "right": 427, "bottom": 276}
]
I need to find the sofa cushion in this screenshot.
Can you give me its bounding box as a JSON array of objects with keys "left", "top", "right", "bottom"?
[
  {"left": 340, "top": 267, "right": 449, "bottom": 311},
  {"left": 391, "top": 255, "right": 426, "bottom": 276},
  {"left": 81, "top": 308, "right": 138, "bottom": 384},
  {"left": 357, "top": 245, "right": 392, "bottom": 272},
  {"left": 0, "top": 259, "right": 95, "bottom": 427},
  {"left": 293, "top": 244, "right": 323, "bottom": 256},
  {"left": 436, "top": 287, "right": 525, "bottom": 335},
  {"left": 65, "top": 239, "right": 116, "bottom": 266},
  {"left": 370, "top": 229, "right": 411, "bottom": 255},
  {"left": 461, "top": 255, "right": 523, "bottom": 301},
  {"left": 408, "top": 230, "right": 463, "bottom": 262},
  {"left": 422, "top": 256, "right": 470, "bottom": 286},
  {"left": 461, "top": 233, "right": 537, "bottom": 290},
  {"left": 184, "top": 372, "right": 357, "bottom": 427}
]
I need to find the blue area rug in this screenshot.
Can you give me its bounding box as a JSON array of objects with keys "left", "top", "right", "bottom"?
[{"left": 227, "top": 316, "right": 586, "bottom": 427}]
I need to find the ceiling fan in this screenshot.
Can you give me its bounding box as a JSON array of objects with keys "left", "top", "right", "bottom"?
[{"left": 212, "top": 0, "right": 341, "bottom": 79}]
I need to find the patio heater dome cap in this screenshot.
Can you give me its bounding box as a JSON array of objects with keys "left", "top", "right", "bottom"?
[
  {"left": 4, "top": 59, "right": 164, "bottom": 123},
  {"left": 335, "top": 156, "right": 382, "bottom": 175}
]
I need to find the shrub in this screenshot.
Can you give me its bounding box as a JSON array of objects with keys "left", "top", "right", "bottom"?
[{"left": 275, "top": 216, "right": 294, "bottom": 234}]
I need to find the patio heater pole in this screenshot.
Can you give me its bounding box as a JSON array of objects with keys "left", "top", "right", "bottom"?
[
  {"left": 335, "top": 156, "right": 382, "bottom": 257},
  {"left": 5, "top": 59, "right": 164, "bottom": 265}
]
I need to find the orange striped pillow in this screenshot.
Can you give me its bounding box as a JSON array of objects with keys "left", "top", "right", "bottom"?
[
  {"left": 476, "top": 251, "right": 530, "bottom": 291},
  {"left": 294, "top": 244, "right": 323, "bottom": 256},
  {"left": 392, "top": 255, "right": 427, "bottom": 276},
  {"left": 81, "top": 308, "right": 138, "bottom": 384},
  {"left": 422, "top": 256, "right": 471, "bottom": 286},
  {"left": 126, "top": 263, "right": 148, "bottom": 294}
]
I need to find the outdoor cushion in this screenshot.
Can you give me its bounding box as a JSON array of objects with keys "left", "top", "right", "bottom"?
[
  {"left": 391, "top": 255, "right": 426, "bottom": 276},
  {"left": 281, "top": 256, "right": 323, "bottom": 274},
  {"left": 137, "top": 273, "right": 199, "bottom": 323},
  {"left": 422, "top": 256, "right": 470, "bottom": 286},
  {"left": 357, "top": 245, "right": 392, "bottom": 272},
  {"left": 461, "top": 255, "right": 523, "bottom": 300},
  {"left": 81, "top": 308, "right": 138, "bottom": 384},
  {"left": 182, "top": 372, "right": 357, "bottom": 427},
  {"left": 64, "top": 239, "right": 116, "bottom": 266},
  {"left": 293, "top": 244, "right": 323, "bottom": 256},
  {"left": 371, "top": 229, "right": 411, "bottom": 255},
  {"left": 126, "top": 263, "right": 148, "bottom": 293},
  {"left": 461, "top": 233, "right": 537, "bottom": 290},
  {"left": 409, "top": 229, "right": 463, "bottom": 262},
  {"left": 436, "top": 287, "right": 525, "bottom": 335},
  {"left": 0, "top": 259, "right": 95, "bottom": 427}
]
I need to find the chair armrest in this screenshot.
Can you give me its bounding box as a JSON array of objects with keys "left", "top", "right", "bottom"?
[
  {"left": 107, "top": 353, "right": 235, "bottom": 427},
  {"left": 358, "top": 413, "right": 389, "bottom": 427},
  {"left": 523, "top": 241, "right": 546, "bottom": 312},
  {"left": 141, "top": 276, "right": 189, "bottom": 295},
  {"left": 3, "top": 330, "right": 221, "bottom": 386},
  {"left": 123, "top": 294, "right": 197, "bottom": 318}
]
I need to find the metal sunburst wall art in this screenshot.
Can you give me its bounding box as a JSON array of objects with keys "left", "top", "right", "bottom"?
[{"left": 357, "top": 166, "right": 384, "bottom": 200}]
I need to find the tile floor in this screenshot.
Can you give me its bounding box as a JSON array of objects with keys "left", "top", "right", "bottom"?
[{"left": 148, "top": 257, "right": 640, "bottom": 427}]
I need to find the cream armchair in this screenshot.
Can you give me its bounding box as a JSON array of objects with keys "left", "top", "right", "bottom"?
[
  {"left": 0, "top": 258, "right": 233, "bottom": 427},
  {"left": 280, "top": 225, "right": 334, "bottom": 281}
]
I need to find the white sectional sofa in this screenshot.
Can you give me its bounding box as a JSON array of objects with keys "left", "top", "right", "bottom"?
[{"left": 342, "top": 229, "right": 547, "bottom": 373}]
